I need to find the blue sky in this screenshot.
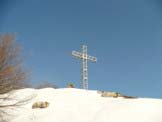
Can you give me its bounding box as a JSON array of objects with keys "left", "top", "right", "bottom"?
[{"left": 0, "top": 0, "right": 162, "bottom": 98}]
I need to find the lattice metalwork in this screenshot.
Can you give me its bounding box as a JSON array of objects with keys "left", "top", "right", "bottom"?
[{"left": 72, "top": 45, "right": 97, "bottom": 89}]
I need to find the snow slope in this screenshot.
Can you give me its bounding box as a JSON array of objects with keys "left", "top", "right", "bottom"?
[{"left": 4, "top": 88, "right": 162, "bottom": 122}]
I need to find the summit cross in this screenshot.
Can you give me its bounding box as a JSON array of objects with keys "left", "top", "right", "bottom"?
[{"left": 72, "top": 45, "right": 97, "bottom": 89}]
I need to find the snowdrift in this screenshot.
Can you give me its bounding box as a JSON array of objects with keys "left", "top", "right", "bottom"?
[{"left": 3, "top": 88, "right": 162, "bottom": 122}]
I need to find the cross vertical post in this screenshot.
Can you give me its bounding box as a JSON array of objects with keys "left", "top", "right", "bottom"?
[
  {"left": 72, "top": 45, "right": 97, "bottom": 89},
  {"left": 82, "top": 45, "right": 88, "bottom": 89}
]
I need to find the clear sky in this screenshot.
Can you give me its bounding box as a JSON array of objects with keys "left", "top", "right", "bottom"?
[{"left": 0, "top": 0, "right": 162, "bottom": 98}]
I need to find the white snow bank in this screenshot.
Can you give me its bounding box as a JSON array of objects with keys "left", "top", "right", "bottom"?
[{"left": 2, "top": 88, "right": 162, "bottom": 122}]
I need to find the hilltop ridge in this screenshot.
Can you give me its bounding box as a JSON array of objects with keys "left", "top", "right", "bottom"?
[{"left": 2, "top": 88, "right": 162, "bottom": 122}]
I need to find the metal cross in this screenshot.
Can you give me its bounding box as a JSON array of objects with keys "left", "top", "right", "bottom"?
[{"left": 72, "top": 45, "right": 97, "bottom": 89}]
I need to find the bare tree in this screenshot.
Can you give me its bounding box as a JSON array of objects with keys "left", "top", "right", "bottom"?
[
  {"left": 0, "top": 34, "right": 30, "bottom": 122},
  {"left": 0, "top": 34, "right": 29, "bottom": 94}
]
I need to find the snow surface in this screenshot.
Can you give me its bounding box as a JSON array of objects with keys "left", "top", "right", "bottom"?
[{"left": 3, "top": 88, "right": 162, "bottom": 122}]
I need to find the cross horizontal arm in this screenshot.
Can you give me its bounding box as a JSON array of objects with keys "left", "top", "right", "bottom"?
[
  {"left": 87, "top": 55, "right": 97, "bottom": 62},
  {"left": 72, "top": 51, "right": 82, "bottom": 59},
  {"left": 72, "top": 50, "right": 97, "bottom": 62}
]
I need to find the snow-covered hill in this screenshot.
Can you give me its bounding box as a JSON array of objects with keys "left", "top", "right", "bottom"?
[{"left": 3, "top": 88, "right": 162, "bottom": 122}]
